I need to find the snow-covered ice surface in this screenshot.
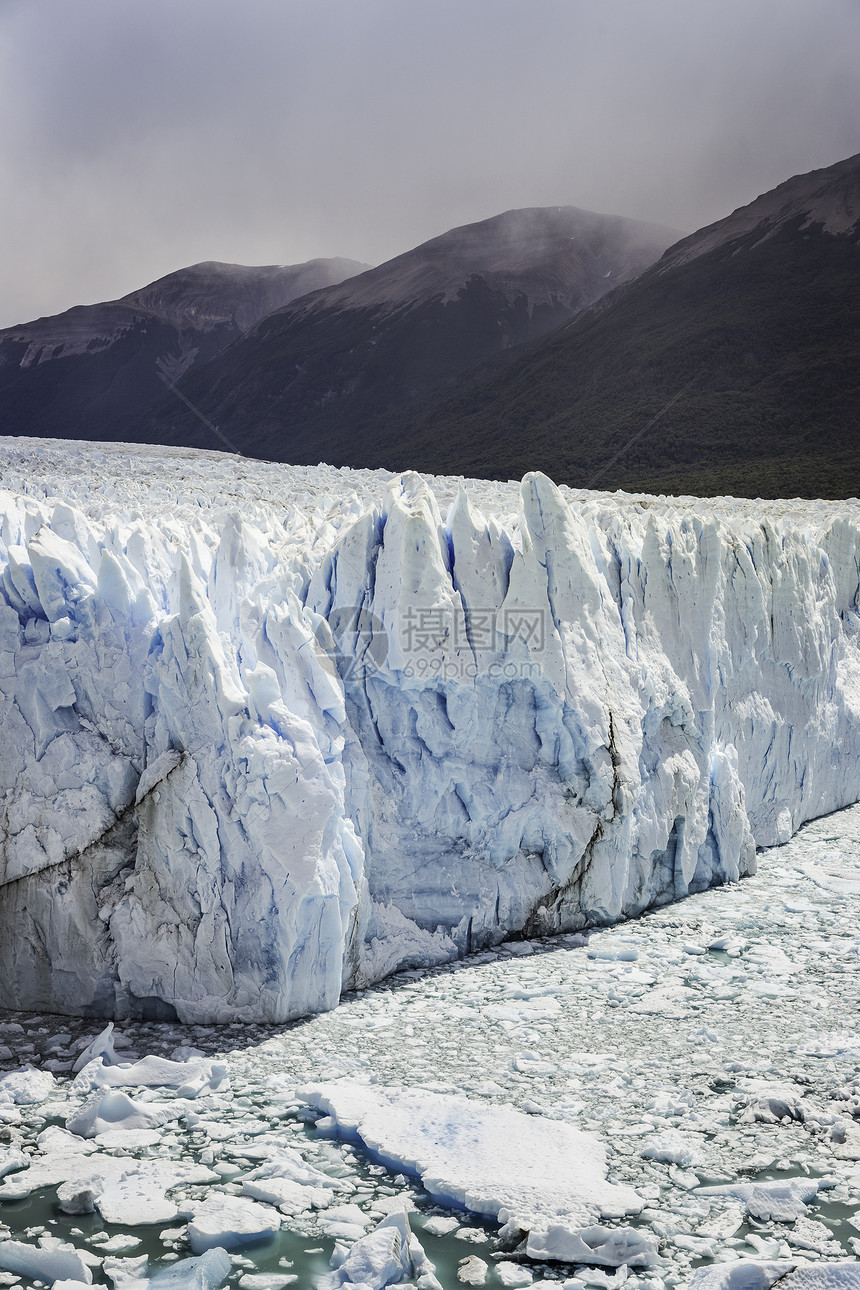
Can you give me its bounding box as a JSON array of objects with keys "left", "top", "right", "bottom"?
[
  {"left": 1, "top": 437, "right": 859, "bottom": 1024},
  {"left": 1, "top": 802, "right": 860, "bottom": 1287}
]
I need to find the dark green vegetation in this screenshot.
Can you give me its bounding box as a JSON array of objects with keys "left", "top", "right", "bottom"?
[{"left": 412, "top": 212, "right": 860, "bottom": 499}]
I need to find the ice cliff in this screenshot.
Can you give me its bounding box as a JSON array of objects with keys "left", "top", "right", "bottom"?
[{"left": 1, "top": 439, "right": 859, "bottom": 1023}]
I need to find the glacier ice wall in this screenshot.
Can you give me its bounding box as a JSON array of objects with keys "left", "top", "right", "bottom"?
[{"left": 1, "top": 440, "right": 859, "bottom": 1022}]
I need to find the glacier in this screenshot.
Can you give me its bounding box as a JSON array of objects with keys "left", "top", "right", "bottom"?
[{"left": 0, "top": 437, "right": 859, "bottom": 1024}]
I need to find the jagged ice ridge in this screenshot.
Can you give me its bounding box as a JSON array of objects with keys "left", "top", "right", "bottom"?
[{"left": 0, "top": 439, "right": 859, "bottom": 1023}]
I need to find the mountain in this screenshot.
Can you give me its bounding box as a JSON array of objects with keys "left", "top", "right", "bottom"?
[
  {"left": 0, "top": 258, "right": 368, "bottom": 444},
  {"left": 138, "top": 207, "right": 681, "bottom": 459},
  {"left": 412, "top": 153, "right": 860, "bottom": 498}
]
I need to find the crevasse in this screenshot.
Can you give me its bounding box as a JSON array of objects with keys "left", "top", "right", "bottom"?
[{"left": 1, "top": 445, "right": 858, "bottom": 1023}]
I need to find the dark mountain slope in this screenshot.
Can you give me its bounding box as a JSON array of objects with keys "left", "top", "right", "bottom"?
[
  {"left": 411, "top": 153, "right": 860, "bottom": 498},
  {"left": 139, "top": 207, "right": 680, "bottom": 459},
  {"left": 0, "top": 258, "right": 368, "bottom": 444}
]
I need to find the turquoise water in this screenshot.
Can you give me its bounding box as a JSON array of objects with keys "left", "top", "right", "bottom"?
[
  {"left": 0, "top": 1182, "right": 519, "bottom": 1290},
  {"left": 0, "top": 1108, "right": 521, "bottom": 1290}
]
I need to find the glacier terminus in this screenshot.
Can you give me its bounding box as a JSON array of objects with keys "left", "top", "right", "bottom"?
[{"left": 0, "top": 437, "right": 859, "bottom": 1025}]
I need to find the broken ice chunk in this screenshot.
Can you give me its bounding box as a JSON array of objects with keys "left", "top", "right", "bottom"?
[
  {"left": 0, "top": 1148, "right": 28, "bottom": 1181},
  {"left": 494, "top": 1263, "right": 534, "bottom": 1287},
  {"left": 0, "top": 1067, "right": 56, "bottom": 1104},
  {"left": 0, "top": 1122, "right": 217, "bottom": 1226},
  {"left": 686, "top": 1262, "right": 794, "bottom": 1289},
  {"left": 525, "top": 1223, "right": 660, "bottom": 1268},
  {"left": 93, "top": 1237, "right": 142, "bottom": 1255},
  {"left": 186, "top": 1196, "right": 280, "bottom": 1254},
  {"left": 737, "top": 1083, "right": 808, "bottom": 1124},
  {"left": 829, "top": 1119, "right": 860, "bottom": 1160},
  {"left": 72, "top": 1023, "right": 119, "bottom": 1074},
  {"left": 587, "top": 939, "right": 640, "bottom": 961},
  {"left": 237, "top": 1277, "right": 298, "bottom": 1289},
  {"left": 640, "top": 1131, "right": 702, "bottom": 1167},
  {"left": 74, "top": 1054, "right": 228, "bottom": 1097},
  {"left": 422, "top": 1216, "right": 460, "bottom": 1236},
  {"left": 94, "top": 1129, "right": 163, "bottom": 1151},
  {"left": 57, "top": 1178, "right": 101, "bottom": 1214},
  {"left": 697, "top": 1178, "right": 821, "bottom": 1222},
  {"left": 103, "top": 1249, "right": 231, "bottom": 1290},
  {"left": 0, "top": 1238, "right": 94, "bottom": 1285},
  {"left": 103, "top": 1253, "right": 149, "bottom": 1287},
  {"left": 66, "top": 1090, "right": 184, "bottom": 1138},
  {"left": 319, "top": 1202, "right": 372, "bottom": 1242},
  {"left": 240, "top": 1149, "right": 345, "bottom": 1214},
  {"left": 321, "top": 1212, "right": 442, "bottom": 1289},
  {"left": 457, "top": 1255, "right": 489, "bottom": 1285}
]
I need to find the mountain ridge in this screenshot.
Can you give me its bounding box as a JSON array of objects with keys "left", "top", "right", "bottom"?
[
  {"left": 139, "top": 204, "right": 682, "bottom": 459},
  {"left": 407, "top": 152, "right": 860, "bottom": 498},
  {"left": 0, "top": 256, "right": 369, "bottom": 441}
]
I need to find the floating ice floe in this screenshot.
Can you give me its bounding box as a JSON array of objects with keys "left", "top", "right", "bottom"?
[
  {"left": 688, "top": 1260, "right": 860, "bottom": 1288},
  {"left": 300, "top": 1082, "right": 645, "bottom": 1261},
  {"left": 0, "top": 1235, "right": 97, "bottom": 1284},
  {"left": 0, "top": 1145, "right": 28, "bottom": 1179},
  {"left": 457, "top": 1254, "right": 490, "bottom": 1284},
  {"left": 186, "top": 1196, "right": 281, "bottom": 1254},
  {"left": 525, "top": 1222, "right": 659, "bottom": 1268},
  {"left": 74, "top": 1052, "right": 228, "bottom": 1098},
  {"left": 0, "top": 1124, "right": 218, "bottom": 1225},
  {"left": 240, "top": 1149, "right": 347, "bottom": 1214},
  {"left": 101, "top": 1249, "right": 232, "bottom": 1290},
  {"left": 697, "top": 1178, "right": 824, "bottom": 1221},
  {"left": 639, "top": 1130, "right": 703, "bottom": 1167},
  {"left": 72, "top": 1021, "right": 120, "bottom": 1072},
  {"left": 237, "top": 1275, "right": 298, "bottom": 1289},
  {"left": 736, "top": 1081, "right": 811, "bottom": 1124}
]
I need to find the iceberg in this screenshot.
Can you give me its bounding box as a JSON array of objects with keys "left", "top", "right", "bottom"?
[
  {"left": 101, "top": 1250, "right": 232, "bottom": 1290},
  {"left": 0, "top": 438, "right": 859, "bottom": 1023},
  {"left": 0, "top": 1237, "right": 95, "bottom": 1285},
  {"left": 321, "top": 1211, "right": 442, "bottom": 1289}
]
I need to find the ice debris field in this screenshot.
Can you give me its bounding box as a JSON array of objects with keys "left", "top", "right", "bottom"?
[
  {"left": 0, "top": 439, "right": 859, "bottom": 1026},
  {"left": 0, "top": 804, "right": 859, "bottom": 1288}
]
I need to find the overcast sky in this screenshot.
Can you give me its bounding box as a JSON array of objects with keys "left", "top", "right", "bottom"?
[{"left": 0, "top": 0, "right": 858, "bottom": 329}]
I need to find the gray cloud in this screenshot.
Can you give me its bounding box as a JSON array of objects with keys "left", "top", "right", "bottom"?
[{"left": 0, "top": 0, "right": 858, "bottom": 328}]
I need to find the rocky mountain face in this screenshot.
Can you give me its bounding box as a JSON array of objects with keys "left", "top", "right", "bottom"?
[
  {"left": 136, "top": 206, "right": 681, "bottom": 460},
  {"left": 411, "top": 153, "right": 860, "bottom": 498},
  {"left": 0, "top": 258, "right": 368, "bottom": 443}
]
